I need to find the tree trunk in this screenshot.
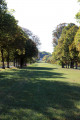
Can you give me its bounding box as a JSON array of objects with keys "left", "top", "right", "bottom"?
[
  {"left": 16, "top": 59, "right": 18, "bottom": 67},
  {"left": 1, "top": 49, "right": 5, "bottom": 69},
  {"left": 75, "top": 61, "right": 78, "bottom": 69},
  {"left": 13, "top": 58, "right": 15, "bottom": 67},
  {"left": 70, "top": 60, "right": 74, "bottom": 68},
  {"left": 68, "top": 63, "right": 69, "bottom": 68},
  {"left": 7, "top": 50, "right": 9, "bottom": 68},
  {"left": 20, "top": 58, "right": 23, "bottom": 68},
  {"left": 24, "top": 61, "right": 26, "bottom": 66},
  {"left": 18, "top": 59, "right": 20, "bottom": 67},
  {"left": 62, "top": 62, "right": 64, "bottom": 68}
]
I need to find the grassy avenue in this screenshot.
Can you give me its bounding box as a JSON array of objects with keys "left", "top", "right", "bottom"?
[{"left": 0, "top": 63, "right": 80, "bottom": 120}]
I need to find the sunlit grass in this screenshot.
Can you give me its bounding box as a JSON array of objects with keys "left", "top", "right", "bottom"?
[{"left": 0, "top": 63, "right": 80, "bottom": 120}]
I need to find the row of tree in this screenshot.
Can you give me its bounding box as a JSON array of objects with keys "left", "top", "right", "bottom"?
[
  {"left": 0, "top": 0, "right": 40, "bottom": 68},
  {"left": 42, "top": 55, "right": 54, "bottom": 64},
  {"left": 43, "top": 0, "right": 80, "bottom": 69},
  {"left": 52, "top": 23, "right": 80, "bottom": 68},
  {"left": 43, "top": 23, "right": 80, "bottom": 69}
]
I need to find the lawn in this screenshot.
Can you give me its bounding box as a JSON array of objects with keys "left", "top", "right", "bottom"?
[{"left": 0, "top": 63, "right": 80, "bottom": 120}]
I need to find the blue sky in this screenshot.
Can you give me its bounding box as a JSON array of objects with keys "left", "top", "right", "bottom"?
[{"left": 6, "top": 0, "right": 80, "bottom": 53}]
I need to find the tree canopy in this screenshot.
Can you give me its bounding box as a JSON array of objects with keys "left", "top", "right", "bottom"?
[
  {"left": 52, "top": 23, "right": 67, "bottom": 47},
  {"left": 0, "top": 0, "right": 40, "bottom": 68},
  {"left": 51, "top": 23, "right": 80, "bottom": 68}
]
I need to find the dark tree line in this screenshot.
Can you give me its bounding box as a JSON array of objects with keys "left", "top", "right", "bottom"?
[
  {"left": 0, "top": 0, "right": 39, "bottom": 68},
  {"left": 43, "top": 22, "right": 80, "bottom": 69},
  {"left": 43, "top": 1, "right": 80, "bottom": 69},
  {"left": 53, "top": 23, "right": 79, "bottom": 68}
]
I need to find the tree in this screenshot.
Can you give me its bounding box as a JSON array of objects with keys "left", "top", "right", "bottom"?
[
  {"left": 0, "top": 0, "right": 40, "bottom": 69},
  {"left": 42, "top": 55, "right": 50, "bottom": 62},
  {"left": 74, "top": 27, "right": 80, "bottom": 67},
  {"left": 0, "top": 0, "right": 7, "bottom": 68},
  {"left": 52, "top": 23, "right": 78, "bottom": 68},
  {"left": 52, "top": 23, "right": 67, "bottom": 47},
  {"left": 22, "top": 28, "right": 41, "bottom": 47},
  {"left": 74, "top": 27, "right": 80, "bottom": 52},
  {"left": 63, "top": 25, "right": 79, "bottom": 68},
  {"left": 13, "top": 27, "right": 29, "bottom": 68},
  {"left": 25, "top": 39, "right": 38, "bottom": 60},
  {"left": 69, "top": 41, "right": 79, "bottom": 69},
  {"left": 13, "top": 28, "right": 38, "bottom": 68},
  {"left": 0, "top": 0, "right": 7, "bottom": 14},
  {"left": 0, "top": 12, "right": 18, "bottom": 68}
]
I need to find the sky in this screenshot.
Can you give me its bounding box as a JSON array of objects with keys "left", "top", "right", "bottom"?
[{"left": 6, "top": 0, "right": 80, "bottom": 53}]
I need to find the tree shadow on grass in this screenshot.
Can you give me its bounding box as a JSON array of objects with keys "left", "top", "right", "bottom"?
[
  {"left": 26, "top": 67, "right": 58, "bottom": 71},
  {"left": 14, "top": 66, "right": 64, "bottom": 80},
  {"left": 0, "top": 67, "right": 80, "bottom": 120}
]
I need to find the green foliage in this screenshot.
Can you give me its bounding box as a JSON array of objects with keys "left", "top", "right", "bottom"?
[
  {"left": 22, "top": 28, "right": 41, "bottom": 47},
  {"left": 74, "top": 27, "right": 80, "bottom": 52},
  {"left": 63, "top": 25, "right": 79, "bottom": 59},
  {"left": 52, "top": 23, "right": 67, "bottom": 46},
  {"left": 42, "top": 55, "right": 50, "bottom": 61},
  {"left": 75, "top": 12, "right": 80, "bottom": 22},
  {"left": 39, "top": 51, "right": 51, "bottom": 59},
  {"left": 52, "top": 23, "right": 79, "bottom": 68},
  {"left": 25, "top": 39, "right": 38, "bottom": 58},
  {"left": 0, "top": 0, "right": 40, "bottom": 68},
  {"left": 0, "top": 0, "right": 7, "bottom": 14}
]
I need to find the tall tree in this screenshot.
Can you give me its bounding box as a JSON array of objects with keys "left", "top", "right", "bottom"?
[
  {"left": 0, "top": 0, "right": 40, "bottom": 69},
  {"left": 0, "top": 0, "right": 7, "bottom": 68},
  {"left": 13, "top": 27, "right": 29, "bottom": 68},
  {"left": 22, "top": 28, "right": 41, "bottom": 47},
  {"left": 0, "top": 0, "right": 7, "bottom": 14},
  {"left": 25, "top": 39, "right": 38, "bottom": 60},
  {"left": 52, "top": 23, "right": 78, "bottom": 68},
  {"left": 0, "top": 12, "right": 18, "bottom": 68},
  {"left": 74, "top": 27, "right": 80, "bottom": 54},
  {"left": 63, "top": 25, "right": 79, "bottom": 68},
  {"left": 52, "top": 23, "right": 67, "bottom": 47}
]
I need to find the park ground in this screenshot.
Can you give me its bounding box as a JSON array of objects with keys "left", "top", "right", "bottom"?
[{"left": 0, "top": 62, "right": 80, "bottom": 120}]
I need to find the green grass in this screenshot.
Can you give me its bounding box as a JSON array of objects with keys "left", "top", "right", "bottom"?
[{"left": 0, "top": 63, "right": 80, "bottom": 120}]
